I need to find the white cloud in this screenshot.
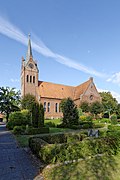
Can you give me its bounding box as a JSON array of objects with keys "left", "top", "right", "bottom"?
[
  {"left": 10, "top": 78, "right": 19, "bottom": 83},
  {"left": 98, "top": 88, "right": 120, "bottom": 103},
  {"left": 0, "top": 15, "right": 105, "bottom": 78},
  {"left": 107, "top": 72, "right": 120, "bottom": 85}
]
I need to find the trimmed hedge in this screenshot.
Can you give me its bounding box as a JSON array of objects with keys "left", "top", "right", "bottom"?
[
  {"left": 108, "top": 125, "right": 120, "bottom": 131},
  {"left": 26, "top": 127, "right": 49, "bottom": 135},
  {"left": 29, "top": 131, "right": 120, "bottom": 164},
  {"left": 13, "top": 126, "right": 25, "bottom": 135}
]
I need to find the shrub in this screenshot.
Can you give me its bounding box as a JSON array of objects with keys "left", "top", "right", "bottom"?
[
  {"left": 45, "top": 121, "right": 56, "bottom": 128},
  {"left": 13, "top": 126, "right": 25, "bottom": 135},
  {"left": 108, "top": 125, "right": 120, "bottom": 131},
  {"left": 26, "top": 127, "right": 49, "bottom": 135},
  {"left": 111, "top": 115, "right": 117, "bottom": 125},
  {"left": 82, "top": 123, "right": 91, "bottom": 129},
  {"left": 80, "top": 115, "right": 87, "bottom": 121},
  {"left": 93, "top": 123, "right": 105, "bottom": 128},
  {"left": 7, "top": 110, "right": 31, "bottom": 130}
]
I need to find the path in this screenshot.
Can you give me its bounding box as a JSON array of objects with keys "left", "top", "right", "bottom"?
[{"left": 0, "top": 124, "right": 43, "bottom": 180}]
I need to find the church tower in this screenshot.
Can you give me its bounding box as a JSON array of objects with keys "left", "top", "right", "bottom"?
[{"left": 21, "top": 35, "right": 39, "bottom": 98}]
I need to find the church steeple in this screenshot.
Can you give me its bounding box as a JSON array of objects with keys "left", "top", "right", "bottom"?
[{"left": 26, "top": 34, "right": 33, "bottom": 62}]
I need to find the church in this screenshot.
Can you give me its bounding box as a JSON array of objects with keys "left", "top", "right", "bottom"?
[{"left": 21, "top": 36, "right": 101, "bottom": 119}]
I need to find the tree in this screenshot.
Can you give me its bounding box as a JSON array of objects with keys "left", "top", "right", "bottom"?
[
  {"left": 90, "top": 101, "right": 103, "bottom": 118},
  {"left": 21, "top": 94, "right": 36, "bottom": 112},
  {"left": 38, "top": 103, "right": 44, "bottom": 128},
  {"left": 60, "top": 97, "right": 79, "bottom": 127},
  {"left": 80, "top": 101, "right": 90, "bottom": 113},
  {"left": 100, "top": 92, "right": 118, "bottom": 118},
  {"left": 31, "top": 102, "right": 39, "bottom": 128},
  {"left": 0, "top": 87, "right": 20, "bottom": 122}
]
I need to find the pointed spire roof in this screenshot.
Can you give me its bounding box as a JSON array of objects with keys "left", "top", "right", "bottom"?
[{"left": 26, "top": 34, "right": 33, "bottom": 62}]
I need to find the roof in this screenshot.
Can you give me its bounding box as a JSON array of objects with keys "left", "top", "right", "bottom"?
[{"left": 38, "top": 78, "right": 93, "bottom": 100}]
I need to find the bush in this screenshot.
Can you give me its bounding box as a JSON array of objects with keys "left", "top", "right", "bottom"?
[
  {"left": 7, "top": 110, "right": 31, "bottom": 130},
  {"left": 79, "top": 115, "right": 87, "bottom": 121},
  {"left": 45, "top": 122, "right": 56, "bottom": 128},
  {"left": 108, "top": 125, "right": 120, "bottom": 131},
  {"left": 93, "top": 123, "right": 105, "bottom": 128},
  {"left": 26, "top": 127, "right": 49, "bottom": 135},
  {"left": 29, "top": 132, "right": 120, "bottom": 164},
  {"left": 13, "top": 126, "right": 25, "bottom": 135},
  {"left": 111, "top": 115, "right": 117, "bottom": 125}
]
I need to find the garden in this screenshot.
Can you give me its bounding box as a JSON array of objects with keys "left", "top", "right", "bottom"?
[{"left": 1, "top": 88, "right": 120, "bottom": 179}]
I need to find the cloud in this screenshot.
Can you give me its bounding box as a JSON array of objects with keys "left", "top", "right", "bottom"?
[
  {"left": 10, "top": 78, "right": 19, "bottom": 83},
  {"left": 98, "top": 88, "right": 120, "bottom": 103},
  {"left": 0, "top": 15, "right": 105, "bottom": 77},
  {"left": 107, "top": 72, "right": 120, "bottom": 86}
]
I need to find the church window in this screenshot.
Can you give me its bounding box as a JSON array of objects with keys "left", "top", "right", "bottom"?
[
  {"left": 44, "top": 102, "right": 46, "bottom": 112},
  {"left": 30, "top": 75, "right": 32, "bottom": 83},
  {"left": 90, "top": 95, "right": 93, "bottom": 100},
  {"left": 55, "top": 103, "right": 58, "bottom": 113},
  {"left": 26, "top": 75, "right": 29, "bottom": 82},
  {"left": 48, "top": 102, "right": 50, "bottom": 112},
  {"left": 33, "top": 76, "right": 35, "bottom": 83}
]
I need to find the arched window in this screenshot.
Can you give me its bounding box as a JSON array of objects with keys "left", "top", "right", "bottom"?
[
  {"left": 55, "top": 103, "right": 58, "bottom": 113},
  {"left": 44, "top": 102, "right": 46, "bottom": 112},
  {"left": 48, "top": 102, "right": 50, "bottom": 112},
  {"left": 30, "top": 75, "right": 32, "bottom": 83},
  {"left": 26, "top": 75, "right": 29, "bottom": 82},
  {"left": 33, "top": 76, "right": 35, "bottom": 83}
]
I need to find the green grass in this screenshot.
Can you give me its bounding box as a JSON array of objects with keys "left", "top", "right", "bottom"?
[
  {"left": 45, "top": 118, "right": 62, "bottom": 126},
  {"left": 42, "top": 153, "right": 120, "bottom": 180},
  {"left": 49, "top": 127, "right": 72, "bottom": 133}
]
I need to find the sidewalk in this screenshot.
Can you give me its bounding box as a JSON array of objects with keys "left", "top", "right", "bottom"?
[{"left": 0, "top": 124, "right": 43, "bottom": 180}]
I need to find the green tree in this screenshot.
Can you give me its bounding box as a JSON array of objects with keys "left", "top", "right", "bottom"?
[
  {"left": 38, "top": 103, "right": 44, "bottom": 128},
  {"left": 80, "top": 101, "right": 90, "bottom": 113},
  {"left": 21, "top": 94, "right": 36, "bottom": 112},
  {"left": 90, "top": 101, "right": 103, "bottom": 118},
  {"left": 100, "top": 92, "right": 118, "bottom": 118},
  {"left": 60, "top": 97, "right": 79, "bottom": 127},
  {"left": 31, "top": 102, "right": 39, "bottom": 128},
  {"left": 0, "top": 87, "right": 20, "bottom": 122}
]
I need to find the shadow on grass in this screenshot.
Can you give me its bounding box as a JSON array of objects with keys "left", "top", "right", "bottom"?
[{"left": 43, "top": 154, "right": 117, "bottom": 180}]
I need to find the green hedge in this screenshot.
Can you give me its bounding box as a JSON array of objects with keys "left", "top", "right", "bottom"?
[
  {"left": 93, "top": 123, "right": 105, "bottom": 128},
  {"left": 13, "top": 126, "right": 25, "bottom": 135},
  {"left": 108, "top": 125, "right": 120, "bottom": 131},
  {"left": 26, "top": 127, "right": 49, "bottom": 135},
  {"left": 29, "top": 131, "right": 120, "bottom": 164}
]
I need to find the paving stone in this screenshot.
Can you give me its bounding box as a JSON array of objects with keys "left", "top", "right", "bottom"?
[{"left": 0, "top": 124, "right": 43, "bottom": 180}]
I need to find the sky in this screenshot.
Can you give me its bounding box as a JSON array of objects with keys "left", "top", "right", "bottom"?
[{"left": 0, "top": 0, "right": 120, "bottom": 102}]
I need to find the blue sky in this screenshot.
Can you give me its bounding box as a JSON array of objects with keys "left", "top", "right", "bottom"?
[{"left": 0, "top": 0, "right": 120, "bottom": 102}]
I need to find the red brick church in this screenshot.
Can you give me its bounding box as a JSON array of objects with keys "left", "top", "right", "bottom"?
[{"left": 21, "top": 36, "right": 101, "bottom": 118}]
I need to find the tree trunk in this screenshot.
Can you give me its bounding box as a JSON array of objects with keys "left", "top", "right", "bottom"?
[{"left": 6, "top": 113, "right": 9, "bottom": 122}]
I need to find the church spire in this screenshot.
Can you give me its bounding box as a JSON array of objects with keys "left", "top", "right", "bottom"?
[{"left": 26, "top": 34, "right": 33, "bottom": 62}]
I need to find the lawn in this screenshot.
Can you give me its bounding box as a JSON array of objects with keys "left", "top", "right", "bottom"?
[{"left": 42, "top": 153, "right": 120, "bottom": 180}]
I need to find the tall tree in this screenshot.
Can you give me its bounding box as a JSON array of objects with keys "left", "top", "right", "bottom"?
[
  {"left": 100, "top": 92, "right": 118, "bottom": 118},
  {"left": 21, "top": 94, "right": 36, "bottom": 112},
  {"left": 90, "top": 101, "right": 103, "bottom": 118},
  {"left": 80, "top": 101, "right": 90, "bottom": 113},
  {"left": 60, "top": 97, "right": 79, "bottom": 127},
  {"left": 0, "top": 87, "right": 20, "bottom": 122}
]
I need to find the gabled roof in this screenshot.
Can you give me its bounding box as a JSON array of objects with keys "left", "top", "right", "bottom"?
[
  {"left": 74, "top": 78, "right": 92, "bottom": 100},
  {"left": 38, "top": 81, "right": 75, "bottom": 99},
  {"left": 38, "top": 78, "right": 93, "bottom": 100}
]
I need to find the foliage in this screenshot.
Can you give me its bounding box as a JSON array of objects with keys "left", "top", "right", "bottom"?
[
  {"left": 21, "top": 93, "right": 36, "bottom": 112},
  {"left": 90, "top": 101, "right": 103, "bottom": 117},
  {"left": 6, "top": 110, "right": 31, "bottom": 130},
  {"left": 31, "top": 102, "right": 39, "bottom": 128},
  {"left": 111, "top": 114, "right": 117, "bottom": 125},
  {"left": 80, "top": 101, "right": 90, "bottom": 113},
  {"left": 38, "top": 103, "right": 44, "bottom": 128},
  {"left": 26, "top": 127, "right": 49, "bottom": 135},
  {"left": 79, "top": 115, "right": 86, "bottom": 121},
  {"left": 93, "top": 123, "right": 105, "bottom": 128},
  {"left": 60, "top": 98, "right": 79, "bottom": 127},
  {"left": 29, "top": 131, "right": 120, "bottom": 164},
  {"left": 100, "top": 92, "right": 118, "bottom": 118},
  {"left": 0, "top": 87, "right": 20, "bottom": 121},
  {"left": 13, "top": 126, "right": 25, "bottom": 135}
]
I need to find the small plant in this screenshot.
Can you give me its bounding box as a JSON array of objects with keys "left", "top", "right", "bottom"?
[{"left": 111, "top": 114, "right": 117, "bottom": 125}]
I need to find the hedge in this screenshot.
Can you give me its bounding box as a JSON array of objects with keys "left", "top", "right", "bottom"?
[
  {"left": 26, "top": 127, "right": 49, "bottom": 135},
  {"left": 29, "top": 131, "right": 120, "bottom": 164}
]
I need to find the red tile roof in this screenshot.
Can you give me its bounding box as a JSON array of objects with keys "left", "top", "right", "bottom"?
[{"left": 38, "top": 78, "right": 92, "bottom": 100}]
